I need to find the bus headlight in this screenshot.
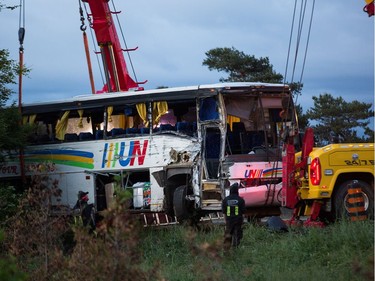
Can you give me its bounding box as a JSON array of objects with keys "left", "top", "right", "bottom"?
[{"left": 180, "top": 151, "right": 190, "bottom": 162}]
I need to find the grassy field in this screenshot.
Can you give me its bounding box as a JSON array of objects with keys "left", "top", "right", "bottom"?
[
  {"left": 140, "top": 220, "right": 374, "bottom": 281},
  {"left": 1, "top": 189, "right": 373, "bottom": 281}
]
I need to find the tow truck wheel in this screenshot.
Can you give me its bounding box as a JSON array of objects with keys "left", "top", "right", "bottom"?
[
  {"left": 173, "top": 185, "right": 194, "bottom": 222},
  {"left": 333, "top": 180, "right": 374, "bottom": 220}
]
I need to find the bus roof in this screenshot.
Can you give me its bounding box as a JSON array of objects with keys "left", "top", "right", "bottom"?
[{"left": 21, "top": 82, "right": 290, "bottom": 114}]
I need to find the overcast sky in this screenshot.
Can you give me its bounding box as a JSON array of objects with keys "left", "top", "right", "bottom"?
[{"left": 1, "top": 0, "right": 374, "bottom": 113}]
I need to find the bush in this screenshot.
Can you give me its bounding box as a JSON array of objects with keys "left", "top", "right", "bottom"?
[
  {"left": 4, "top": 183, "right": 159, "bottom": 280},
  {"left": 0, "top": 185, "right": 23, "bottom": 225},
  {"left": 0, "top": 230, "right": 27, "bottom": 281}
]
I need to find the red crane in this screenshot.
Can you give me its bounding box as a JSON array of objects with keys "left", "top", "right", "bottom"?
[
  {"left": 82, "top": 0, "right": 142, "bottom": 93},
  {"left": 363, "top": 0, "right": 374, "bottom": 17}
]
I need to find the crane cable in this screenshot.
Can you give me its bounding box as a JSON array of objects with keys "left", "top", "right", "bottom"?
[
  {"left": 110, "top": 0, "right": 140, "bottom": 85},
  {"left": 298, "top": 0, "right": 315, "bottom": 94},
  {"left": 78, "top": 0, "right": 96, "bottom": 94},
  {"left": 18, "top": 0, "right": 26, "bottom": 183},
  {"left": 280, "top": 0, "right": 316, "bottom": 138},
  {"left": 81, "top": 1, "right": 106, "bottom": 88},
  {"left": 285, "top": 0, "right": 316, "bottom": 107},
  {"left": 266, "top": 0, "right": 315, "bottom": 206},
  {"left": 18, "top": 0, "right": 25, "bottom": 112}
]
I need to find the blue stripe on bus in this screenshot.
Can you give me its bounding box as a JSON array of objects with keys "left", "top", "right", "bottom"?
[{"left": 26, "top": 150, "right": 94, "bottom": 158}]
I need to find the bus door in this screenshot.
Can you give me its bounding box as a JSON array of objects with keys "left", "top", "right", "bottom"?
[{"left": 198, "top": 96, "right": 224, "bottom": 180}]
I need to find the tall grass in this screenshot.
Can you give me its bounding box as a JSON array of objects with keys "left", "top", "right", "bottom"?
[
  {"left": 1, "top": 183, "right": 373, "bottom": 280},
  {"left": 140, "top": 220, "right": 374, "bottom": 281}
]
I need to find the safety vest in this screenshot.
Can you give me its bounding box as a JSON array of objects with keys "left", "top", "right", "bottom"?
[{"left": 226, "top": 205, "right": 239, "bottom": 217}]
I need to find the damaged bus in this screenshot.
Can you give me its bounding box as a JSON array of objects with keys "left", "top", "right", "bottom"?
[{"left": 1, "top": 82, "right": 294, "bottom": 221}]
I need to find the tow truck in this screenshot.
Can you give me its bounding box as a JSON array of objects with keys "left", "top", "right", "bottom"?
[{"left": 282, "top": 127, "right": 374, "bottom": 226}]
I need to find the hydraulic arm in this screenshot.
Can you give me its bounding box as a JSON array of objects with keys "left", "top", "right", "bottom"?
[{"left": 82, "top": 0, "right": 140, "bottom": 92}]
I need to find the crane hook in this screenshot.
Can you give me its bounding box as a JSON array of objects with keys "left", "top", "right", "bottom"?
[
  {"left": 78, "top": 1, "right": 87, "bottom": 31},
  {"left": 80, "top": 23, "right": 87, "bottom": 32}
]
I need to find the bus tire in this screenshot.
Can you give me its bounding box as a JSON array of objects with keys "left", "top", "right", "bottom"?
[
  {"left": 173, "top": 185, "right": 193, "bottom": 222},
  {"left": 333, "top": 180, "right": 374, "bottom": 220}
]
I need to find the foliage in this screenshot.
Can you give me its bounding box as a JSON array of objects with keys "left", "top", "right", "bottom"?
[
  {"left": 0, "top": 49, "right": 17, "bottom": 106},
  {"left": 0, "top": 49, "right": 29, "bottom": 105},
  {"left": 2, "top": 180, "right": 374, "bottom": 281},
  {"left": 64, "top": 190, "right": 159, "bottom": 281},
  {"left": 4, "top": 176, "right": 70, "bottom": 280},
  {"left": 0, "top": 49, "right": 33, "bottom": 160},
  {"left": 295, "top": 104, "right": 309, "bottom": 131},
  {"left": 0, "top": 257, "right": 27, "bottom": 281},
  {"left": 3, "top": 183, "right": 159, "bottom": 281},
  {"left": 306, "top": 93, "right": 374, "bottom": 144},
  {"left": 0, "top": 231, "right": 27, "bottom": 281},
  {"left": 140, "top": 220, "right": 374, "bottom": 281},
  {"left": 203, "top": 47, "right": 283, "bottom": 83},
  {"left": 0, "top": 106, "right": 34, "bottom": 153},
  {"left": 0, "top": 1, "right": 20, "bottom": 11},
  {"left": 0, "top": 185, "right": 23, "bottom": 225}
]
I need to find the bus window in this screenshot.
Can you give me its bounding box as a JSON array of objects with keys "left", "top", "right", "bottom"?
[
  {"left": 107, "top": 105, "right": 139, "bottom": 136},
  {"left": 224, "top": 95, "right": 286, "bottom": 155},
  {"left": 156, "top": 99, "right": 197, "bottom": 136},
  {"left": 199, "top": 97, "right": 219, "bottom": 121},
  {"left": 24, "top": 112, "right": 58, "bottom": 144},
  {"left": 62, "top": 108, "right": 105, "bottom": 141}
]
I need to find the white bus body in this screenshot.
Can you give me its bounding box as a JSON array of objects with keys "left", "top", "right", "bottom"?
[{"left": 1, "top": 82, "right": 293, "bottom": 219}]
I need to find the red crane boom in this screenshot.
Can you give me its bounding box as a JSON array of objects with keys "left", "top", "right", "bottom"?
[{"left": 82, "top": 0, "right": 140, "bottom": 92}]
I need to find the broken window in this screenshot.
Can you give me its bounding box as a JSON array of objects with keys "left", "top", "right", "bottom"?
[{"left": 224, "top": 94, "right": 284, "bottom": 155}]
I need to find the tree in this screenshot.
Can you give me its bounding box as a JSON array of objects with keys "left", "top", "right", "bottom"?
[
  {"left": 295, "top": 104, "right": 309, "bottom": 132},
  {"left": 0, "top": 1, "right": 19, "bottom": 11},
  {"left": 0, "top": 49, "right": 18, "bottom": 106},
  {"left": 202, "top": 47, "right": 303, "bottom": 100},
  {"left": 0, "top": 49, "right": 32, "bottom": 155},
  {"left": 306, "top": 93, "right": 374, "bottom": 144},
  {"left": 202, "top": 47, "right": 283, "bottom": 83}
]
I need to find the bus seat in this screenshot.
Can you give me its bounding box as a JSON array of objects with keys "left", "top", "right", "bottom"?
[
  {"left": 95, "top": 130, "right": 104, "bottom": 140},
  {"left": 249, "top": 131, "right": 265, "bottom": 148},
  {"left": 159, "top": 124, "right": 175, "bottom": 131},
  {"left": 176, "top": 122, "right": 192, "bottom": 134},
  {"left": 231, "top": 122, "right": 247, "bottom": 153},
  {"left": 110, "top": 128, "right": 125, "bottom": 137},
  {"left": 140, "top": 127, "right": 150, "bottom": 134},
  {"left": 79, "top": 132, "right": 94, "bottom": 141},
  {"left": 64, "top": 133, "right": 79, "bottom": 142},
  {"left": 232, "top": 122, "right": 246, "bottom": 132},
  {"left": 126, "top": 128, "right": 139, "bottom": 135}
]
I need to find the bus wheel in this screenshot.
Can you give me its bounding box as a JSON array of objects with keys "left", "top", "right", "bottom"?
[
  {"left": 173, "top": 185, "right": 194, "bottom": 222},
  {"left": 333, "top": 180, "right": 374, "bottom": 220}
]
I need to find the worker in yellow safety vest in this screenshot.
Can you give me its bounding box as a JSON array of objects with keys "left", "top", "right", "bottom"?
[{"left": 222, "top": 183, "right": 246, "bottom": 250}]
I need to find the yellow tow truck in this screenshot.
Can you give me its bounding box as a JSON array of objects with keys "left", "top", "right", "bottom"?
[{"left": 282, "top": 128, "right": 374, "bottom": 225}]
